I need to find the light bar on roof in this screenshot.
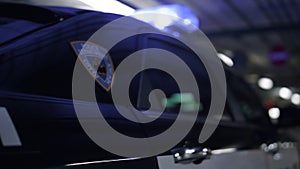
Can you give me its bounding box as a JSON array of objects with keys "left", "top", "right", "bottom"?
[
  {"left": 79, "top": 0, "right": 135, "bottom": 16},
  {"left": 133, "top": 4, "right": 199, "bottom": 32}
]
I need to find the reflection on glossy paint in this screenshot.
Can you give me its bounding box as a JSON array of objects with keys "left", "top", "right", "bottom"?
[{"left": 163, "top": 93, "right": 203, "bottom": 112}]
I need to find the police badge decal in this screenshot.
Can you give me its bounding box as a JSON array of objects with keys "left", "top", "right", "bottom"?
[{"left": 70, "top": 41, "right": 114, "bottom": 91}]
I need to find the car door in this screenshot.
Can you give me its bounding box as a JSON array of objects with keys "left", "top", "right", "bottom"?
[{"left": 0, "top": 91, "right": 149, "bottom": 168}]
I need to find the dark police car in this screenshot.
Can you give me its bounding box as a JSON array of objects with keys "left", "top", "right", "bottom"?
[{"left": 0, "top": 1, "right": 297, "bottom": 169}]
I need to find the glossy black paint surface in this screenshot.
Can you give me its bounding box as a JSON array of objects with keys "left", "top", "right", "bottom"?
[{"left": 0, "top": 3, "right": 276, "bottom": 168}]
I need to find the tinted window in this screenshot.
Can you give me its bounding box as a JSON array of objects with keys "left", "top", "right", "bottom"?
[{"left": 227, "top": 72, "right": 269, "bottom": 125}]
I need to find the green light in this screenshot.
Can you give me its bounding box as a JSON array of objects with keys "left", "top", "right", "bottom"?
[{"left": 162, "top": 93, "right": 203, "bottom": 112}]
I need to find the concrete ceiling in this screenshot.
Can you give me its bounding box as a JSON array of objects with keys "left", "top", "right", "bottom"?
[{"left": 122, "top": 0, "right": 300, "bottom": 88}]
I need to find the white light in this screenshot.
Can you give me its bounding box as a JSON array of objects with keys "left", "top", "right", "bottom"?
[
  {"left": 66, "top": 157, "right": 141, "bottom": 166},
  {"left": 258, "top": 77, "right": 273, "bottom": 90},
  {"left": 133, "top": 7, "right": 180, "bottom": 30},
  {"left": 153, "top": 14, "right": 177, "bottom": 30},
  {"left": 133, "top": 5, "right": 199, "bottom": 31},
  {"left": 268, "top": 107, "right": 280, "bottom": 120},
  {"left": 211, "top": 148, "right": 236, "bottom": 155},
  {"left": 79, "top": 0, "right": 135, "bottom": 16},
  {"left": 133, "top": 11, "right": 178, "bottom": 30},
  {"left": 291, "top": 93, "right": 300, "bottom": 105},
  {"left": 185, "top": 149, "right": 195, "bottom": 154},
  {"left": 174, "top": 153, "right": 180, "bottom": 158},
  {"left": 183, "top": 19, "right": 192, "bottom": 25},
  {"left": 217, "top": 53, "right": 234, "bottom": 67},
  {"left": 279, "top": 87, "right": 292, "bottom": 100}
]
